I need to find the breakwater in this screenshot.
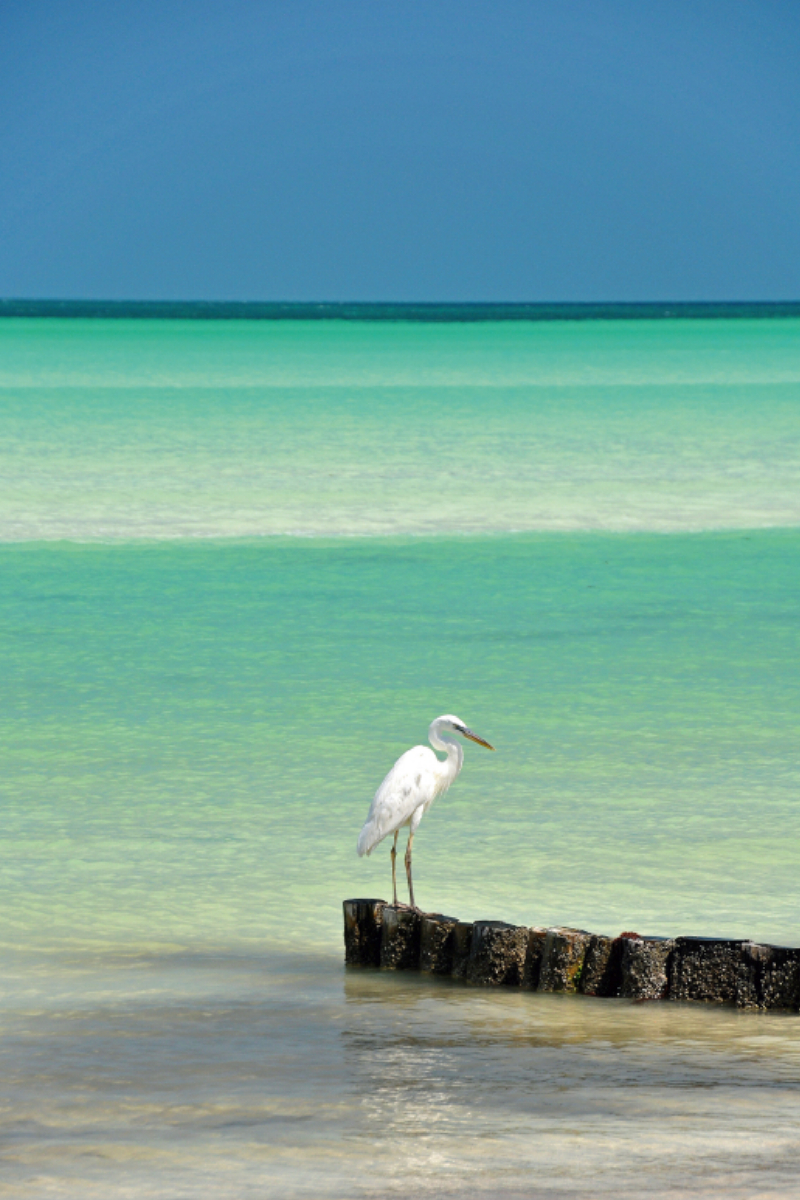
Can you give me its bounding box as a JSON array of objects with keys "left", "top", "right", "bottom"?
[{"left": 343, "top": 900, "right": 800, "bottom": 1010}]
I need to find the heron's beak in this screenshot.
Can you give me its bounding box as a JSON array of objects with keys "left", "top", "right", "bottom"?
[{"left": 462, "top": 728, "right": 495, "bottom": 751}]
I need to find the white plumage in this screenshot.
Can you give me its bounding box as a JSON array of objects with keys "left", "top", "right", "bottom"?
[{"left": 357, "top": 714, "right": 495, "bottom": 909}]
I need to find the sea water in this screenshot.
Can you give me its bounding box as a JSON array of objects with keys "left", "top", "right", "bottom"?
[{"left": 1, "top": 314, "right": 799, "bottom": 1197}]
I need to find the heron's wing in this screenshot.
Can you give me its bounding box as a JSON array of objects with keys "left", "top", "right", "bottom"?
[{"left": 357, "top": 746, "right": 439, "bottom": 856}]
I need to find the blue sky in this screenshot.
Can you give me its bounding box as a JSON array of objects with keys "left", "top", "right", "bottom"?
[{"left": 1, "top": 0, "right": 799, "bottom": 301}]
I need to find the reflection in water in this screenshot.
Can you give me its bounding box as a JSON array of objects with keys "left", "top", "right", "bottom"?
[
  {"left": 1, "top": 950, "right": 800, "bottom": 1197},
  {"left": 341, "top": 968, "right": 800, "bottom": 1197}
]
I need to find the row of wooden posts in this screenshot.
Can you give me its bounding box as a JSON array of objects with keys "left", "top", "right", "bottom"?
[{"left": 343, "top": 899, "right": 800, "bottom": 1010}]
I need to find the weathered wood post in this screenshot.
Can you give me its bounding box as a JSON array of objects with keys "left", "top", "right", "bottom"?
[
  {"left": 380, "top": 905, "right": 423, "bottom": 970},
  {"left": 619, "top": 935, "right": 674, "bottom": 1000},
  {"left": 468, "top": 921, "right": 528, "bottom": 985},
  {"left": 419, "top": 913, "right": 459, "bottom": 974},
  {"left": 522, "top": 928, "right": 547, "bottom": 989},
  {"left": 580, "top": 933, "right": 624, "bottom": 997},
  {"left": 342, "top": 898, "right": 800, "bottom": 1012},
  {"left": 742, "top": 943, "right": 800, "bottom": 1010},
  {"left": 343, "top": 899, "right": 387, "bottom": 966},
  {"left": 669, "top": 937, "right": 744, "bottom": 1005},
  {"left": 538, "top": 928, "right": 591, "bottom": 993},
  {"left": 450, "top": 921, "right": 475, "bottom": 979},
  {"left": 735, "top": 941, "right": 771, "bottom": 1009}
]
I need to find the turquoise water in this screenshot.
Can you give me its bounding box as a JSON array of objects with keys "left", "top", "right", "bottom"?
[
  {"left": 2, "top": 317, "right": 800, "bottom": 539},
  {"left": 1, "top": 316, "right": 800, "bottom": 1197}
]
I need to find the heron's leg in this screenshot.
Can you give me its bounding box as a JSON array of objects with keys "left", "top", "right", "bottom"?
[
  {"left": 390, "top": 831, "right": 399, "bottom": 907},
  {"left": 404, "top": 830, "right": 416, "bottom": 910}
]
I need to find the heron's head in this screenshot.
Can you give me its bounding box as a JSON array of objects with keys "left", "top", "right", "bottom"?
[{"left": 433, "top": 714, "right": 495, "bottom": 750}]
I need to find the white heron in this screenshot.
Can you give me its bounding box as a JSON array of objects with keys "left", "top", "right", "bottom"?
[{"left": 357, "top": 715, "right": 495, "bottom": 910}]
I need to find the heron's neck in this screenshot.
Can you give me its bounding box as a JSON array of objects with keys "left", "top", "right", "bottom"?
[{"left": 428, "top": 727, "right": 464, "bottom": 783}]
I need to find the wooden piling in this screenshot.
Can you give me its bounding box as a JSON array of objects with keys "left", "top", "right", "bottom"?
[
  {"left": 580, "top": 933, "right": 624, "bottom": 998},
  {"left": 736, "top": 941, "right": 770, "bottom": 1009},
  {"left": 755, "top": 944, "right": 800, "bottom": 1010},
  {"left": 380, "top": 905, "right": 422, "bottom": 970},
  {"left": 450, "top": 921, "right": 475, "bottom": 979},
  {"left": 619, "top": 936, "right": 674, "bottom": 1001},
  {"left": 522, "top": 927, "right": 547, "bottom": 989},
  {"left": 538, "top": 928, "right": 591, "bottom": 993},
  {"left": 420, "top": 913, "right": 459, "bottom": 974},
  {"left": 671, "top": 939, "right": 800, "bottom": 1011},
  {"left": 343, "top": 898, "right": 386, "bottom": 966},
  {"left": 467, "top": 921, "right": 528, "bottom": 986},
  {"left": 670, "top": 938, "right": 744, "bottom": 1005},
  {"left": 342, "top": 900, "right": 800, "bottom": 1011}
]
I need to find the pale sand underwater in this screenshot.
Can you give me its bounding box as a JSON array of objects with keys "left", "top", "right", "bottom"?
[{"left": 1, "top": 316, "right": 800, "bottom": 539}]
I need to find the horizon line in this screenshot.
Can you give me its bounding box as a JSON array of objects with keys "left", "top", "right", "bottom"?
[{"left": 2, "top": 298, "right": 800, "bottom": 322}]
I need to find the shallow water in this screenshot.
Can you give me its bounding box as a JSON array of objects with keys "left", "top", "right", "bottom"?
[
  {"left": 1, "top": 316, "right": 799, "bottom": 1196},
  {"left": 2, "top": 317, "right": 800, "bottom": 538},
  {"left": 3, "top": 949, "right": 800, "bottom": 1200},
  {"left": 2, "top": 533, "right": 799, "bottom": 952}
]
